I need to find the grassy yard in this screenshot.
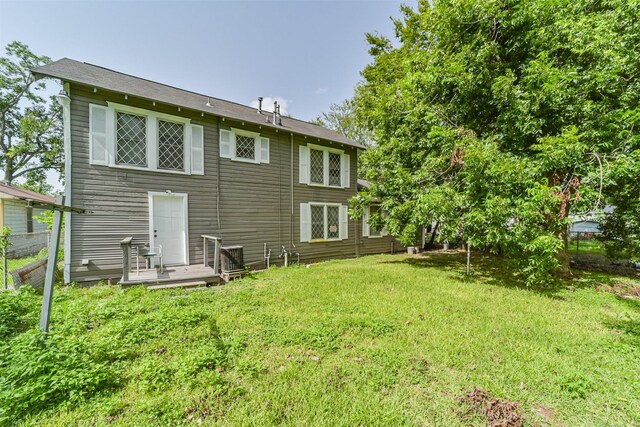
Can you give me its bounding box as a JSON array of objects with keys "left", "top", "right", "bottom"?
[
  {"left": 569, "top": 239, "right": 605, "bottom": 255},
  {"left": 1, "top": 253, "right": 639, "bottom": 426}
]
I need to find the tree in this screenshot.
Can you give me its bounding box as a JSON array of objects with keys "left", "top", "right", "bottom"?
[
  {"left": 0, "top": 41, "right": 62, "bottom": 192},
  {"left": 314, "top": 98, "right": 374, "bottom": 148},
  {"left": 354, "top": 0, "right": 640, "bottom": 284}
]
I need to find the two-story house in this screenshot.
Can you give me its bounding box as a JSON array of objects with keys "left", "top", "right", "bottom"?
[{"left": 32, "top": 59, "right": 402, "bottom": 285}]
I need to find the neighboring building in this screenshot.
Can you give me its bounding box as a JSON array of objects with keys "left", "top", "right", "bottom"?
[
  {"left": 0, "top": 182, "right": 53, "bottom": 258},
  {"left": 32, "top": 59, "right": 401, "bottom": 285}
]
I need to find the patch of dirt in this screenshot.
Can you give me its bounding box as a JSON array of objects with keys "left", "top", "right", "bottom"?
[
  {"left": 598, "top": 282, "right": 640, "bottom": 300},
  {"left": 458, "top": 387, "right": 523, "bottom": 427}
]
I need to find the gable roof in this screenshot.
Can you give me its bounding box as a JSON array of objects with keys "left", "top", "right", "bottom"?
[
  {"left": 0, "top": 181, "right": 56, "bottom": 204},
  {"left": 32, "top": 58, "right": 363, "bottom": 149}
]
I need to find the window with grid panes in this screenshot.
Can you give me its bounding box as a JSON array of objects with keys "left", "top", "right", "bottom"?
[
  {"left": 158, "top": 120, "right": 184, "bottom": 171},
  {"left": 311, "top": 205, "right": 325, "bottom": 240},
  {"left": 328, "top": 152, "right": 341, "bottom": 186},
  {"left": 310, "top": 149, "right": 324, "bottom": 184},
  {"left": 236, "top": 135, "right": 256, "bottom": 160},
  {"left": 326, "top": 206, "right": 340, "bottom": 239},
  {"left": 116, "top": 112, "right": 147, "bottom": 166}
]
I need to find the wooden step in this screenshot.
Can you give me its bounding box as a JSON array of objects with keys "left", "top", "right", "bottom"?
[{"left": 147, "top": 280, "right": 207, "bottom": 291}]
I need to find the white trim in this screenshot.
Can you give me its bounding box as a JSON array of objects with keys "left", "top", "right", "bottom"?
[
  {"left": 302, "top": 143, "right": 348, "bottom": 188},
  {"left": 91, "top": 102, "right": 197, "bottom": 175},
  {"left": 57, "top": 83, "right": 72, "bottom": 283},
  {"left": 148, "top": 192, "right": 189, "bottom": 266},
  {"left": 363, "top": 205, "right": 385, "bottom": 238},
  {"left": 306, "top": 202, "right": 346, "bottom": 243},
  {"left": 221, "top": 127, "right": 268, "bottom": 164}
]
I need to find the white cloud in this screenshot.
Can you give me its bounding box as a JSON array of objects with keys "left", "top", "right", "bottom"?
[
  {"left": 313, "top": 87, "right": 328, "bottom": 95},
  {"left": 250, "top": 96, "right": 289, "bottom": 115}
]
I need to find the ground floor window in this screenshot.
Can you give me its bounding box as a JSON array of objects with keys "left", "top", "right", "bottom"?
[{"left": 300, "top": 202, "right": 348, "bottom": 242}]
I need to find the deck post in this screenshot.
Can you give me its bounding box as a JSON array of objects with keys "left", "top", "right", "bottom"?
[
  {"left": 213, "top": 239, "right": 220, "bottom": 274},
  {"left": 120, "top": 237, "right": 133, "bottom": 283}
]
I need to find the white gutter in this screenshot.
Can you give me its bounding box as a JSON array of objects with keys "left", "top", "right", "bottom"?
[{"left": 55, "top": 82, "right": 72, "bottom": 284}]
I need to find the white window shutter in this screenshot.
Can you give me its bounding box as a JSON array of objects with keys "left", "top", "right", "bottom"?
[
  {"left": 89, "top": 104, "right": 108, "bottom": 165},
  {"left": 260, "top": 137, "right": 270, "bottom": 164},
  {"left": 299, "top": 145, "right": 310, "bottom": 184},
  {"left": 341, "top": 153, "right": 350, "bottom": 188},
  {"left": 362, "top": 206, "right": 370, "bottom": 237},
  {"left": 220, "top": 129, "right": 232, "bottom": 159},
  {"left": 300, "top": 203, "right": 311, "bottom": 242},
  {"left": 339, "top": 205, "right": 348, "bottom": 240},
  {"left": 189, "top": 124, "right": 204, "bottom": 175}
]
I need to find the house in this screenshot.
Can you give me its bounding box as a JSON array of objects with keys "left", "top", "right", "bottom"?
[
  {"left": 31, "top": 59, "right": 402, "bottom": 285},
  {"left": 0, "top": 182, "right": 53, "bottom": 258}
]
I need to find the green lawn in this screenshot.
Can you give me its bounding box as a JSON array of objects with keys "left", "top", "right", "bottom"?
[
  {"left": 2, "top": 253, "right": 639, "bottom": 426},
  {"left": 569, "top": 239, "right": 605, "bottom": 255}
]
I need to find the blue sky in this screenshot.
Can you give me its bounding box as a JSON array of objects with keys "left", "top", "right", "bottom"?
[{"left": 1, "top": 0, "right": 410, "bottom": 121}]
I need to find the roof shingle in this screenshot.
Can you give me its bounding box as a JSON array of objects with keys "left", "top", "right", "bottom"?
[{"left": 32, "top": 58, "right": 363, "bottom": 149}]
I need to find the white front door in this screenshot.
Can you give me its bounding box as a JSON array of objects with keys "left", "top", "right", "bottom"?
[{"left": 150, "top": 193, "right": 188, "bottom": 266}]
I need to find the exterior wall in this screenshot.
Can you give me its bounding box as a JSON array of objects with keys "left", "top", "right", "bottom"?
[
  {"left": 68, "top": 84, "right": 217, "bottom": 283},
  {"left": 3, "top": 200, "right": 48, "bottom": 234},
  {"left": 67, "top": 83, "right": 399, "bottom": 283}
]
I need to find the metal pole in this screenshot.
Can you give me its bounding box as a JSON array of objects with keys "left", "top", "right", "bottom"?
[
  {"left": 3, "top": 242, "right": 7, "bottom": 290},
  {"left": 39, "top": 195, "right": 64, "bottom": 333}
]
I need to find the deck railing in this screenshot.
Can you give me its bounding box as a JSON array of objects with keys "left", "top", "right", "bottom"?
[
  {"left": 202, "top": 235, "right": 222, "bottom": 274},
  {"left": 120, "top": 237, "right": 133, "bottom": 283}
]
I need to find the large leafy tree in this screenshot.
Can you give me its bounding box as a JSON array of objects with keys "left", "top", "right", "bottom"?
[
  {"left": 314, "top": 98, "right": 374, "bottom": 147},
  {"left": 0, "top": 41, "right": 62, "bottom": 193},
  {"left": 355, "top": 0, "right": 640, "bottom": 283}
]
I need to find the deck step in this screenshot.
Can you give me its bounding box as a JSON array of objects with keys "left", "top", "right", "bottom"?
[{"left": 147, "top": 280, "right": 207, "bottom": 291}]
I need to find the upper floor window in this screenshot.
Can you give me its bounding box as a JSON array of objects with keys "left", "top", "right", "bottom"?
[
  {"left": 219, "top": 128, "right": 270, "bottom": 164},
  {"left": 116, "top": 112, "right": 147, "bottom": 167},
  {"left": 299, "top": 144, "right": 350, "bottom": 188},
  {"left": 158, "top": 120, "right": 185, "bottom": 171},
  {"left": 89, "top": 102, "right": 204, "bottom": 175}
]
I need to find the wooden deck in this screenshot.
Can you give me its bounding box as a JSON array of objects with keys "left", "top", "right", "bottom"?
[{"left": 119, "top": 264, "right": 219, "bottom": 286}]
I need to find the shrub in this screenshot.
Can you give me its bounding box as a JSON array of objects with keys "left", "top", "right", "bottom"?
[
  {"left": 0, "top": 286, "right": 40, "bottom": 340},
  {"left": 0, "top": 329, "right": 120, "bottom": 424}
]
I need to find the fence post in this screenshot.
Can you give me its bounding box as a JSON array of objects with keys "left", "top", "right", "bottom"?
[
  {"left": 39, "top": 195, "right": 64, "bottom": 333},
  {"left": 2, "top": 242, "right": 7, "bottom": 290}
]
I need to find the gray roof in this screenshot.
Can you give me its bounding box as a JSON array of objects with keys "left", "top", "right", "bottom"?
[{"left": 32, "top": 58, "right": 363, "bottom": 149}]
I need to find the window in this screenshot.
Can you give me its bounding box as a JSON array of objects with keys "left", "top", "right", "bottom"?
[
  {"left": 219, "top": 128, "right": 270, "bottom": 164},
  {"left": 300, "top": 202, "right": 348, "bottom": 242},
  {"left": 158, "top": 120, "right": 185, "bottom": 171},
  {"left": 89, "top": 102, "right": 204, "bottom": 175},
  {"left": 328, "top": 152, "right": 341, "bottom": 186},
  {"left": 310, "top": 149, "right": 324, "bottom": 184},
  {"left": 116, "top": 112, "right": 147, "bottom": 167},
  {"left": 236, "top": 135, "right": 256, "bottom": 160},
  {"left": 299, "top": 144, "right": 350, "bottom": 188},
  {"left": 363, "top": 204, "right": 387, "bottom": 238},
  {"left": 26, "top": 207, "right": 33, "bottom": 233}
]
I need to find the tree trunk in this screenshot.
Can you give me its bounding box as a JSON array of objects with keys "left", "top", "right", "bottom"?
[
  {"left": 3, "top": 159, "right": 14, "bottom": 183},
  {"left": 428, "top": 222, "right": 439, "bottom": 246}
]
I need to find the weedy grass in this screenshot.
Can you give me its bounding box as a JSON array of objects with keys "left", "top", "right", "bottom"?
[{"left": 1, "top": 253, "right": 638, "bottom": 426}]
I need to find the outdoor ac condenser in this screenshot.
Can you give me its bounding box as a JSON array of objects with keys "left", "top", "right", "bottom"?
[{"left": 220, "top": 246, "right": 244, "bottom": 273}]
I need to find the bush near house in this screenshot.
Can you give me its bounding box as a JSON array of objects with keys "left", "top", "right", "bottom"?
[{"left": 0, "top": 253, "right": 638, "bottom": 426}]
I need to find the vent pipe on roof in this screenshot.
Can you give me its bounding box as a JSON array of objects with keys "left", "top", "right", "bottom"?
[
  {"left": 257, "top": 97, "right": 263, "bottom": 114},
  {"left": 273, "top": 101, "right": 277, "bottom": 125},
  {"left": 276, "top": 104, "right": 282, "bottom": 125}
]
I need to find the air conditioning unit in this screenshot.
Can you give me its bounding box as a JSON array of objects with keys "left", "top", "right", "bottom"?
[{"left": 220, "top": 245, "right": 244, "bottom": 273}]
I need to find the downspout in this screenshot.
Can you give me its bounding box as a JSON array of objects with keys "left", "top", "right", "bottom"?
[
  {"left": 55, "top": 83, "right": 72, "bottom": 284},
  {"left": 216, "top": 117, "right": 221, "bottom": 233},
  {"left": 290, "top": 132, "right": 295, "bottom": 250}
]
